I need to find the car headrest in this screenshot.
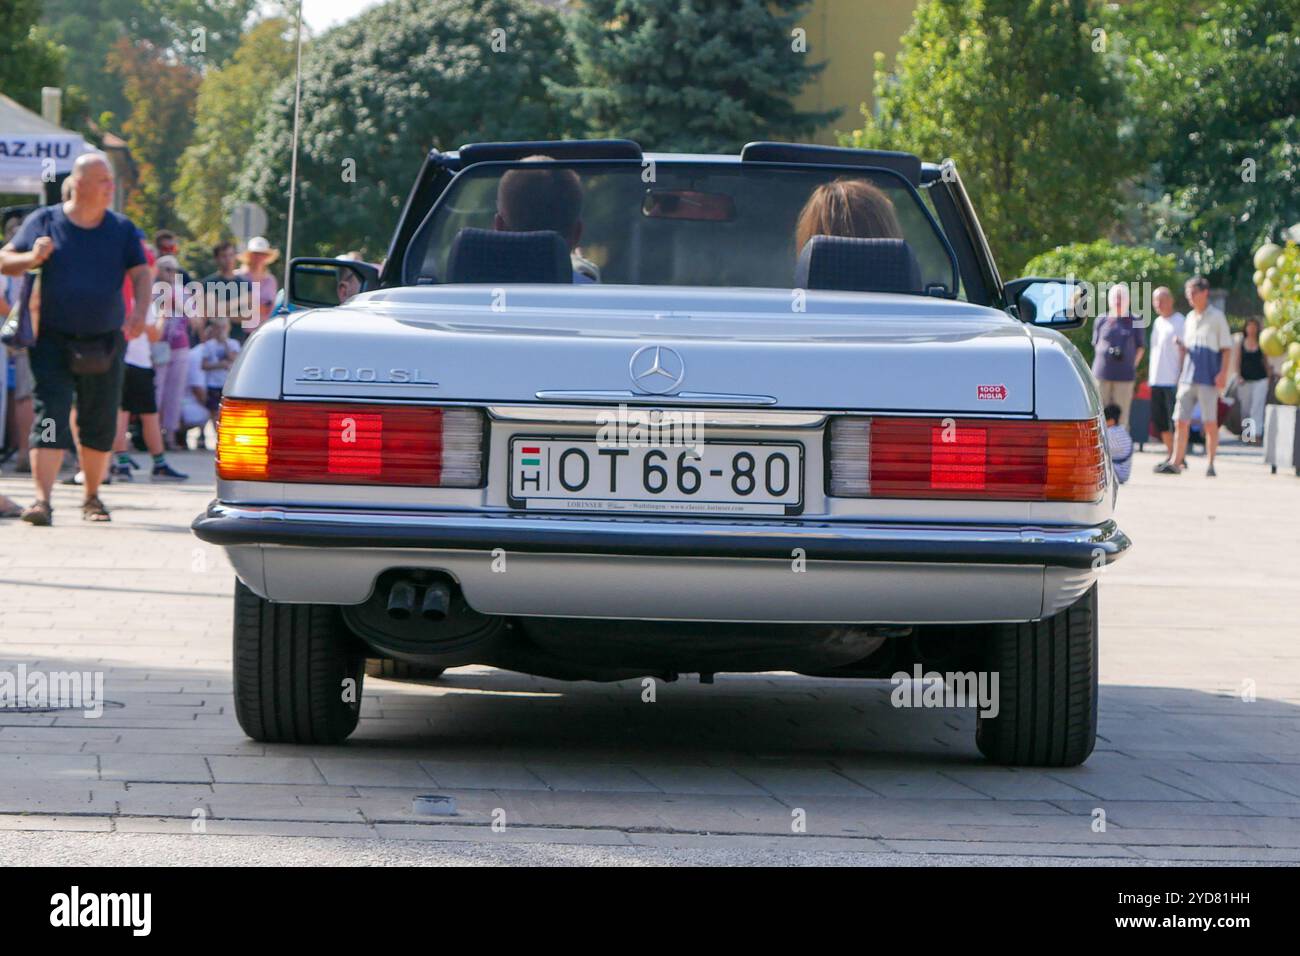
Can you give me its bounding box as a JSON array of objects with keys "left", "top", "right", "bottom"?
[
  {"left": 794, "top": 236, "right": 923, "bottom": 294},
  {"left": 446, "top": 227, "right": 572, "bottom": 284}
]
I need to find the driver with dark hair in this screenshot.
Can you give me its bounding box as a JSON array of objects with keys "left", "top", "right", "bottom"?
[{"left": 494, "top": 155, "right": 598, "bottom": 282}]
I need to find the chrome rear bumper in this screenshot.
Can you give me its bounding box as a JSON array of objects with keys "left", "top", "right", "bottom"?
[
  {"left": 194, "top": 502, "right": 1129, "bottom": 567},
  {"left": 193, "top": 503, "right": 1128, "bottom": 623}
]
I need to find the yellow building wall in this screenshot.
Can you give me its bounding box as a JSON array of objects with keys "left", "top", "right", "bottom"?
[{"left": 793, "top": 0, "right": 920, "bottom": 144}]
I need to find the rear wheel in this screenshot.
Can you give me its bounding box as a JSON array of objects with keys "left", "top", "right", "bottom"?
[
  {"left": 976, "top": 585, "right": 1098, "bottom": 767},
  {"left": 232, "top": 579, "right": 364, "bottom": 744}
]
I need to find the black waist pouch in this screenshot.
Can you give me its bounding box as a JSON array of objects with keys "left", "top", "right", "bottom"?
[{"left": 66, "top": 332, "right": 118, "bottom": 375}]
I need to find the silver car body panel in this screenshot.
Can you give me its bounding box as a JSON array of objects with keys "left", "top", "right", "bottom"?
[
  {"left": 230, "top": 546, "right": 1076, "bottom": 624},
  {"left": 264, "top": 286, "right": 1038, "bottom": 413}
]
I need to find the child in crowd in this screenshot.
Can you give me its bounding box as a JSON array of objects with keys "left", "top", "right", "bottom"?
[
  {"left": 178, "top": 346, "right": 211, "bottom": 449},
  {"left": 1104, "top": 403, "right": 1132, "bottom": 485},
  {"left": 112, "top": 301, "right": 188, "bottom": 482},
  {"left": 199, "top": 315, "right": 241, "bottom": 430}
]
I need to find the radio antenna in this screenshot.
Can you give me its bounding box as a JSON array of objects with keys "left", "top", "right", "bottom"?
[{"left": 283, "top": 0, "right": 305, "bottom": 268}]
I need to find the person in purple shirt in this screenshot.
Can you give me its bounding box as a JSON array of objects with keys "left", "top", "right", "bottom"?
[
  {"left": 152, "top": 255, "right": 197, "bottom": 449},
  {"left": 1091, "top": 284, "right": 1146, "bottom": 427}
]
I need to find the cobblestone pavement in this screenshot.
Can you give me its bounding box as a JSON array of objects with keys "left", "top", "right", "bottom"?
[{"left": 1, "top": 440, "right": 1298, "bottom": 865}]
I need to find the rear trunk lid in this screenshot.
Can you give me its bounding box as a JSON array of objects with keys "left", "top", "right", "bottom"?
[{"left": 280, "top": 285, "right": 1034, "bottom": 413}]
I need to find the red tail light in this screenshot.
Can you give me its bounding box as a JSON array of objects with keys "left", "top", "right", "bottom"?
[
  {"left": 829, "top": 417, "right": 1105, "bottom": 502},
  {"left": 218, "top": 399, "right": 482, "bottom": 486}
]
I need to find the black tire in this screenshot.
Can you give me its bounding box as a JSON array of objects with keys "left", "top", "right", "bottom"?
[
  {"left": 364, "top": 659, "right": 446, "bottom": 681},
  {"left": 233, "top": 579, "right": 364, "bottom": 744},
  {"left": 976, "top": 585, "right": 1098, "bottom": 767}
]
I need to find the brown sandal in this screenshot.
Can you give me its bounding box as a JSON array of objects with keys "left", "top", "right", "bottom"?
[
  {"left": 81, "top": 496, "right": 111, "bottom": 522},
  {"left": 0, "top": 496, "right": 22, "bottom": 519},
  {"left": 20, "top": 500, "right": 53, "bottom": 526}
]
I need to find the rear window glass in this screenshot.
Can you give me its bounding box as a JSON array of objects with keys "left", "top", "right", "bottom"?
[{"left": 405, "top": 160, "right": 958, "bottom": 296}]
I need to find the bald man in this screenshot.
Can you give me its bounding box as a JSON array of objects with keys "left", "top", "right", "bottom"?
[
  {"left": 0, "top": 151, "right": 151, "bottom": 525},
  {"left": 1146, "top": 286, "right": 1185, "bottom": 465}
]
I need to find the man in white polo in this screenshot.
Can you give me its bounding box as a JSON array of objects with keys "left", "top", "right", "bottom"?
[
  {"left": 1146, "top": 287, "right": 1185, "bottom": 468},
  {"left": 1158, "top": 276, "right": 1232, "bottom": 477}
]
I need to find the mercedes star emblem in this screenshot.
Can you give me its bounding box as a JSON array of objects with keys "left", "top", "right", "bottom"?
[{"left": 628, "top": 345, "right": 686, "bottom": 394}]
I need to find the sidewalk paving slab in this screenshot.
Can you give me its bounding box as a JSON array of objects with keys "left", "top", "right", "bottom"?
[{"left": 3, "top": 444, "right": 1300, "bottom": 862}]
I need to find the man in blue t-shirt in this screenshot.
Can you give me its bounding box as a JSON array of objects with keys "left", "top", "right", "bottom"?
[{"left": 0, "top": 152, "right": 151, "bottom": 525}]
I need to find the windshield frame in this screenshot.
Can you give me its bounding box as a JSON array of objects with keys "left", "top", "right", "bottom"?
[{"left": 400, "top": 157, "right": 961, "bottom": 296}]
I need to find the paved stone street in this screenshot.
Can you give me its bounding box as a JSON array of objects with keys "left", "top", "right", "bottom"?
[{"left": 1, "top": 439, "right": 1298, "bottom": 865}]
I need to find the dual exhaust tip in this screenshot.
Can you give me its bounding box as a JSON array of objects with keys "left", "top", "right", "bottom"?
[{"left": 387, "top": 579, "right": 452, "bottom": 622}]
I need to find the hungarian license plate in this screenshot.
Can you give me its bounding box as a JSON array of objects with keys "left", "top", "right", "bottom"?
[{"left": 509, "top": 438, "right": 804, "bottom": 515}]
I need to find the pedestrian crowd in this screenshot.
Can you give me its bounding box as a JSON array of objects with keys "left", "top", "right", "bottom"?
[
  {"left": 1096, "top": 275, "right": 1281, "bottom": 483},
  {"left": 0, "top": 152, "right": 279, "bottom": 524}
]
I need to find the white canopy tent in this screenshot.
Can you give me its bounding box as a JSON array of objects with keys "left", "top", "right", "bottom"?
[{"left": 0, "top": 92, "right": 90, "bottom": 196}]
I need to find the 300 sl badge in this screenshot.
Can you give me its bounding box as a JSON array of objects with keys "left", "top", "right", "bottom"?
[{"left": 297, "top": 366, "right": 438, "bottom": 386}]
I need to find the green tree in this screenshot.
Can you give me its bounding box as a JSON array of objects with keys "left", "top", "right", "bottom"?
[
  {"left": 551, "top": 0, "right": 833, "bottom": 153},
  {"left": 236, "top": 0, "right": 576, "bottom": 259},
  {"left": 41, "top": 0, "right": 254, "bottom": 130},
  {"left": 107, "top": 37, "right": 200, "bottom": 232},
  {"left": 1107, "top": 0, "right": 1300, "bottom": 299},
  {"left": 175, "top": 18, "right": 297, "bottom": 256},
  {"left": 0, "top": 0, "right": 66, "bottom": 113},
  {"left": 843, "top": 0, "right": 1133, "bottom": 276},
  {"left": 149, "top": 0, "right": 256, "bottom": 68}
]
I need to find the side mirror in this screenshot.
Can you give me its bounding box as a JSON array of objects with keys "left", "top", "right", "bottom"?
[
  {"left": 1005, "top": 277, "right": 1088, "bottom": 330},
  {"left": 287, "top": 257, "right": 380, "bottom": 309}
]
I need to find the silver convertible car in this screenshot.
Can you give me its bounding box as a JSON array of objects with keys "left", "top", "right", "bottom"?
[{"left": 193, "top": 139, "right": 1130, "bottom": 766}]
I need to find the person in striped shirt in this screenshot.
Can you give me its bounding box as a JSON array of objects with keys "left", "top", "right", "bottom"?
[
  {"left": 1157, "top": 276, "right": 1232, "bottom": 478},
  {"left": 1104, "top": 403, "right": 1132, "bottom": 485}
]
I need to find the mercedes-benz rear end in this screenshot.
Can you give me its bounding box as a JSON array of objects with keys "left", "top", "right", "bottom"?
[{"left": 193, "top": 144, "right": 1128, "bottom": 766}]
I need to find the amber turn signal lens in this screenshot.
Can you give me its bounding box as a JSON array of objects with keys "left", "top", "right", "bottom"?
[
  {"left": 215, "top": 398, "right": 483, "bottom": 487},
  {"left": 216, "top": 399, "right": 270, "bottom": 480}
]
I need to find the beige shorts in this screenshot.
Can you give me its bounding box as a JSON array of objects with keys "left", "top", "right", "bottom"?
[{"left": 1175, "top": 382, "right": 1219, "bottom": 424}]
